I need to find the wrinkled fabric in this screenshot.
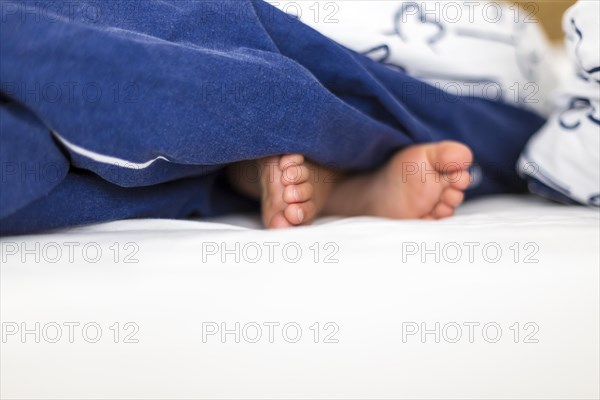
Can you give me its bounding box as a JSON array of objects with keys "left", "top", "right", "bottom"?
[
  {"left": 281, "top": 0, "right": 557, "bottom": 116},
  {"left": 0, "top": 0, "right": 545, "bottom": 235},
  {"left": 518, "top": 0, "right": 600, "bottom": 207}
]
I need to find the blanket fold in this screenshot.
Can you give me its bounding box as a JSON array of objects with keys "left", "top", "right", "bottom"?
[{"left": 0, "top": 0, "right": 545, "bottom": 235}]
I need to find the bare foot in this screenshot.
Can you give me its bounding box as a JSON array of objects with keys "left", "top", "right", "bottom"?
[
  {"left": 323, "top": 141, "right": 473, "bottom": 219},
  {"left": 227, "top": 155, "right": 337, "bottom": 228},
  {"left": 228, "top": 141, "right": 472, "bottom": 227}
]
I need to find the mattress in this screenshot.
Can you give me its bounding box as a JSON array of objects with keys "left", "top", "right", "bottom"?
[{"left": 1, "top": 195, "right": 598, "bottom": 399}]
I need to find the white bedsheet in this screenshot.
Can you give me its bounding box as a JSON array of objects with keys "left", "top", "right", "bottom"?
[{"left": 1, "top": 195, "right": 599, "bottom": 399}]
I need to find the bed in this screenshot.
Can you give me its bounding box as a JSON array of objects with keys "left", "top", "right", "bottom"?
[{"left": 1, "top": 194, "right": 598, "bottom": 399}]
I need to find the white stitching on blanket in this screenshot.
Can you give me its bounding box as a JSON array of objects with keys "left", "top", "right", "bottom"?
[{"left": 52, "top": 131, "right": 170, "bottom": 169}]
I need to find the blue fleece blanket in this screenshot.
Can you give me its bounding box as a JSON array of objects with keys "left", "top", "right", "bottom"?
[{"left": 0, "top": 0, "right": 545, "bottom": 235}]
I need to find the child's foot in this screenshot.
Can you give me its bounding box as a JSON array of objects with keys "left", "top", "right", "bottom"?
[
  {"left": 228, "top": 155, "right": 337, "bottom": 228},
  {"left": 323, "top": 141, "right": 473, "bottom": 219},
  {"left": 228, "top": 141, "right": 472, "bottom": 227}
]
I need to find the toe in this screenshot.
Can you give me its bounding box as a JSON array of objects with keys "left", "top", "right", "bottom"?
[
  {"left": 268, "top": 211, "right": 292, "bottom": 229},
  {"left": 284, "top": 201, "right": 316, "bottom": 225},
  {"left": 441, "top": 188, "right": 465, "bottom": 208},
  {"left": 280, "top": 154, "right": 304, "bottom": 170},
  {"left": 423, "top": 141, "right": 473, "bottom": 189},
  {"left": 281, "top": 164, "right": 310, "bottom": 185},
  {"left": 449, "top": 169, "right": 471, "bottom": 190},
  {"left": 283, "top": 182, "right": 314, "bottom": 204},
  {"left": 431, "top": 202, "right": 455, "bottom": 219},
  {"left": 435, "top": 141, "right": 473, "bottom": 172}
]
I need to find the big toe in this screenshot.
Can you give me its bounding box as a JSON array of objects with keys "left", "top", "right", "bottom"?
[
  {"left": 430, "top": 141, "right": 473, "bottom": 173},
  {"left": 268, "top": 211, "right": 292, "bottom": 229},
  {"left": 428, "top": 141, "right": 473, "bottom": 190}
]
